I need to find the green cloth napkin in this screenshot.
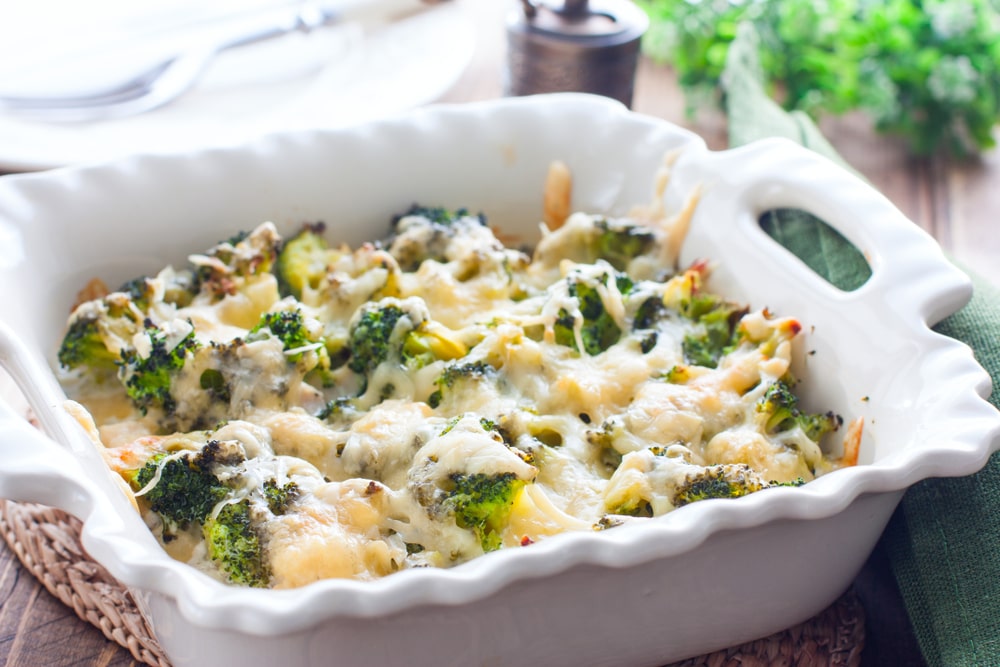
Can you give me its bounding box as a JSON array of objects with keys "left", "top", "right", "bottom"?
[{"left": 721, "top": 23, "right": 1000, "bottom": 667}]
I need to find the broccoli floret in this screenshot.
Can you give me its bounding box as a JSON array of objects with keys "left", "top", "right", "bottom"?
[
  {"left": 119, "top": 320, "right": 201, "bottom": 415},
  {"left": 769, "top": 477, "right": 807, "bottom": 488},
  {"left": 608, "top": 494, "right": 654, "bottom": 518},
  {"left": 797, "top": 412, "right": 842, "bottom": 442},
  {"left": 633, "top": 331, "right": 656, "bottom": 353},
  {"left": 250, "top": 310, "right": 313, "bottom": 355},
  {"left": 593, "top": 218, "right": 656, "bottom": 270},
  {"left": 193, "top": 223, "right": 281, "bottom": 298},
  {"left": 533, "top": 214, "right": 661, "bottom": 274},
  {"left": 427, "top": 360, "right": 494, "bottom": 409},
  {"left": 756, "top": 380, "right": 841, "bottom": 441},
  {"left": 203, "top": 499, "right": 268, "bottom": 588},
  {"left": 248, "top": 309, "right": 337, "bottom": 377},
  {"left": 116, "top": 276, "right": 157, "bottom": 312},
  {"left": 134, "top": 441, "right": 286, "bottom": 587},
  {"left": 651, "top": 266, "right": 747, "bottom": 368},
  {"left": 263, "top": 478, "right": 300, "bottom": 515},
  {"left": 57, "top": 315, "right": 122, "bottom": 371},
  {"left": 673, "top": 464, "right": 768, "bottom": 507},
  {"left": 680, "top": 293, "right": 747, "bottom": 368},
  {"left": 614, "top": 273, "right": 635, "bottom": 295},
  {"left": 118, "top": 270, "right": 197, "bottom": 310},
  {"left": 407, "top": 416, "right": 536, "bottom": 556},
  {"left": 132, "top": 450, "right": 229, "bottom": 536},
  {"left": 681, "top": 331, "right": 728, "bottom": 368},
  {"left": 604, "top": 459, "right": 790, "bottom": 521},
  {"left": 553, "top": 270, "right": 626, "bottom": 356},
  {"left": 756, "top": 380, "right": 800, "bottom": 432},
  {"left": 393, "top": 204, "right": 485, "bottom": 228},
  {"left": 275, "top": 223, "right": 337, "bottom": 299},
  {"left": 632, "top": 295, "right": 668, "bottom": 331},
  {"left": 347, "top": 302, "right": 409, "bottom": 374},
  {"left": 193, "top": 438, "right": 247, "bottom": 468},
  {"left": 387, "top": 205, "right": 488, "bottom": 271},
  {"left": 552, "top": 310, "right": 578, "bottom": 349},
  {"left": 627, "top": 289, "right": 675, "bottom": 355},
  {"left": 347, "top": 299, "right": 442, "bottom": 391},
  {"left": 57, "top": 292, "right": 148, "bottom": 372},
  {"left": 443, "top": 472, "right": 525, "bottom": 552}
]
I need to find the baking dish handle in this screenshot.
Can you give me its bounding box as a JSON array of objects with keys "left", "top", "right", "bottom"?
[
  {"left": 0, "top": 396, "right": 103, "bottom": 519},
  {"left": 0, "top": 324, "right": 102, "bottom": 520},
  {"left": 672, "top": 138, "right": 972, "bottom": 327}
]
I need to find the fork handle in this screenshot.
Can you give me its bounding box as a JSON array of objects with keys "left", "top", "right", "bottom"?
[{"left": 217, "top": 0, "right": 432, "bottom": 52}]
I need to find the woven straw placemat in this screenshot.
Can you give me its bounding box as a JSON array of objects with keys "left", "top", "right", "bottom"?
[{"left": 0, "top": 498, "right": 864, "bottom": 667}]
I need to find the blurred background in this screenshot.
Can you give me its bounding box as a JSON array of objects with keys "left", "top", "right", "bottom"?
[
  {"left": 1, "top": 0, "right": 997, "bottom": 171},
  {"left": 0, "top": 0, "right": 475, "bottom": 169},
  {"left": 0, "top": 2, "right": 998, "bottom": 666}
]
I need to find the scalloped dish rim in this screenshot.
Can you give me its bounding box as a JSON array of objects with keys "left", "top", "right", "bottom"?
[{"left": 0, "top": 93, "right": 997, "bottom": 642}]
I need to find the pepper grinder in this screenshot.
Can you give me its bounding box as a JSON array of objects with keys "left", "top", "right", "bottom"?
[{"left": 505, "top": 0, "right": 649, "bottom": 108}]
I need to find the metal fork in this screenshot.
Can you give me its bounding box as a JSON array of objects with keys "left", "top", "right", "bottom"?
[{"left": 0, "top": 0, "right": 430, "bottom": 124}]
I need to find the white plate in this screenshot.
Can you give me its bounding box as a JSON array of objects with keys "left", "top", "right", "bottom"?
[{"left": 0, "top": 1, "right": 474, "bottom": 171}]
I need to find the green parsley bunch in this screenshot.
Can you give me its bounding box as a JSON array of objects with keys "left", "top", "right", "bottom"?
[{"left": 638, "top": 0, "right": 1000, "bottom": 156}]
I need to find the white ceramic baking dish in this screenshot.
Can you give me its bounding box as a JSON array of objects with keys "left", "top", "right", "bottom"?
[{"left": 0, "top": 93, "right": 997, "bottom": 667}]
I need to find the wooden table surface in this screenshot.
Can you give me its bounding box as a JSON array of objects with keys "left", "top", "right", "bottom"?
[{"left": 1, "top": 1, "right": 996, "bottom": 665}]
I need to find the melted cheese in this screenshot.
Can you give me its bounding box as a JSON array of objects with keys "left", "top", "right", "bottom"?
[
  {"left": 61, "top": 184, "right": 857, "bottom": 589},
  {"left": 267, "top": 481, "right": 406, "bottom": 587}
]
